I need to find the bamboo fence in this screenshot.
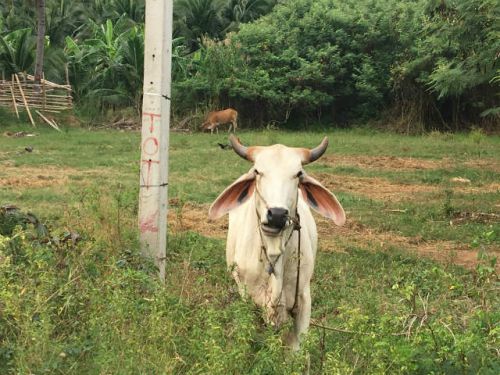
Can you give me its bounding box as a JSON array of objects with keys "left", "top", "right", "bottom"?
[{"left": 0, "top": 72, "right": 72, "bottom": 128}]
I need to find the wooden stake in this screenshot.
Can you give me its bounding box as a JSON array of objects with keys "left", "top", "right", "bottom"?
[
  {"left": 42, "top": 72, "right": 46, "bottom": 110},
  {"left": 14, "top": 74, "right": 36, "bottom": 127},
  {"left": 10, "top": 76, "right": 19, "bottom": 119},
  {"left": 64, "top": 64, "right": 71, "bottom": 107},
  {"left": 35, "top": 110, "right": 61, "bottom": 131},
  {"left": 65, "top": 64, "right": 70, "bottom": 86}
]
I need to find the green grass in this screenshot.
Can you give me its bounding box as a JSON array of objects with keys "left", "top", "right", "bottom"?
[{"left": 0, "top": 119, "right": 499, "bottom": 373}]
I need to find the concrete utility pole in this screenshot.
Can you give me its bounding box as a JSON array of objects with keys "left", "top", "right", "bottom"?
[{"left": 139, "top": 0, "right": 173, "bottom": 282}]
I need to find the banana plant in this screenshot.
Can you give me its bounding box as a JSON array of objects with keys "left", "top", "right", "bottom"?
[{"left": 65, "top": 17, "right": 144, "bottom": 111}]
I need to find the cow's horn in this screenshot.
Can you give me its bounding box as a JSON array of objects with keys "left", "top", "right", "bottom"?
[
  {"left": 303, "top": 137, "right": 328, "bottom": 164},
  {"left": 229, "top": 134, "right": 253, "bottom": 161}
]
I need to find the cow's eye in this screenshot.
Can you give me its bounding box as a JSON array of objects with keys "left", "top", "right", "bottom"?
[{"left": 296, "top": 171, "right": 303, "bottom": 178}]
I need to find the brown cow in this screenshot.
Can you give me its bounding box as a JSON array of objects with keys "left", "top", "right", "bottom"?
[{"left": 201, "top": 108, "right": 238, "bottom": 134}]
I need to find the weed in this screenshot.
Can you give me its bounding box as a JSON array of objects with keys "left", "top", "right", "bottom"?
[
  {"left": 442, "top": 189, "right": 455, "bottom": 218},
  {"left": 469, "top": 127, "right": 486, "bottom": 157}
]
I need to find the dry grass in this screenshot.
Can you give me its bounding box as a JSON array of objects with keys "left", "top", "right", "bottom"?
[
  {"left": 1, "top": 130, "right": 497, "bottom": 272},
  {"left": 0, "top": 164, "right": 119, "bottom": 188},
  {"left": 322, "top": 155, "right": 500, "bottom": 173},
  {"left": 322, "top": 155, "right": 451, "bottom": 171},
  {"left": 166, "top": 202, "right": 496, "bottom": 271},
  {"left": 314, "top": 215, "right": 482, "bottom": 270}
]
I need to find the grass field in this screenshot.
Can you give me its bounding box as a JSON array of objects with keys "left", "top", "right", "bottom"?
[{"left": 0, "top": 121, "right": 499, "bottom": 374}]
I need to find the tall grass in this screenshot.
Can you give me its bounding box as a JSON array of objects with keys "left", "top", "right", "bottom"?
[{"left": 1, "top": 195, "right": 498, "bottom": 373}]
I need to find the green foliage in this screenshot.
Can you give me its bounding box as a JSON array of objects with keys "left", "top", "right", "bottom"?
[
  {"left": 65, "top": 17, "right": 144, "bottom": 112},
  {"left": 176, "top": 0, "right": 406, "bottom": 125},
  {"left": 0, "top": 209, "right": 498, "bottom": 373},
  {"left": 175, "top": 0, "right": 499, "bottom": 130},
  {"left": 174, "top": 0, "right": 227, "bottom": 52},
  {"left": 393, "top": 0, "right": 500, "bottom": 129},
  {"left": 173, "top": 0, "right": 277, "bottom": 52},
  {"left": 0, "top": 28, "right": 35, "bottom": 75},
  {"left": 1, "top": 0, "right": 497, "bottom": 129},
  {"left": 225, "top": 0, "right": 277, "bottom": 24}
]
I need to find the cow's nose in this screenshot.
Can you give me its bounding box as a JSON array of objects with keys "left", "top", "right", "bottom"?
[{"left": 266, "top": 207, "right": 289, "bottom": 229}]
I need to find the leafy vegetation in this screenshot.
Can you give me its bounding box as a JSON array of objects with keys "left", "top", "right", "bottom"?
[
  {"left": 1, "top": 217, "right": 498, "bottom": 374},
  {"left": 174, "top": 0, "right": 500, "bottom": 130},
  {"left": 1, "top": 0, "right": 498, "bottom": 130}
]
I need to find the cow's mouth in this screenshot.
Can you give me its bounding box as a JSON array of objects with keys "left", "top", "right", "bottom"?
[{"left": 261, "top": 224, "right": 282, "bottom": 236}]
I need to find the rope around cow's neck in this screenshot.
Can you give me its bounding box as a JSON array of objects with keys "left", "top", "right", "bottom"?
[{"left": 254, "top": 182, "right": 302, "bottom": 315}]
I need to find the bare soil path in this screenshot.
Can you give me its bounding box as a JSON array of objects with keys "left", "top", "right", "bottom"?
[{"left": 168, "top": 202, "right": 496, "bottom": 271}]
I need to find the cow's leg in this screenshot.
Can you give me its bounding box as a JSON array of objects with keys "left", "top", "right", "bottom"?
[{"left": 287, "top": 285, "right": 311, "bottom": 351}]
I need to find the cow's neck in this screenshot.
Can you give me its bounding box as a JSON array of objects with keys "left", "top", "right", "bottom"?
[
  {"left": 251, "top": 196, "right": 297, "bottom": 322},
  {"left": 253, "top": 199, "right": 296, "bottom": 278}
]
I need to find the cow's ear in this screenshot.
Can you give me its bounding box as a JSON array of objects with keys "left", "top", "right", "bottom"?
[
  {"left": 299, "top": 174, "right": 345, "bottom": 226},
  {"left": 209, "top": 171, "right": 256, "bottom": 220}
]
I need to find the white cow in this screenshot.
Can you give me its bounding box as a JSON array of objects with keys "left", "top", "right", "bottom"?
[{"left": 209, "top": 135, "right": 345, "bottom": 350}]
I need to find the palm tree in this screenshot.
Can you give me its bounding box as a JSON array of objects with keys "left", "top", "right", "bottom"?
[
  {"left": 174, "top": 0, "right": 226, "bottom": 52},
  {"left": 111, "top": 0, "right": 145, "bottom": 23},
  {"left": 225, "top": 0, "right": 276, "bottom": 24},
  {"left": 34, "top": 0, "right": 45, "bottom": 83},
  {"left": 0, "top": 28, "right": 36, "bottom": 76}
]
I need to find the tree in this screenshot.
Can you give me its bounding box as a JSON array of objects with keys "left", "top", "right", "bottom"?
[
  {"left": 175, "top": 0, "right": 403, "bottom": 125},
  {"left": 393, "top": 0, "right": 499, "bottom": 130},
  {"left": 65, "top": 17, "right": 145, "bottom": 111},
  {"left": 34, "top": 0, "right": 45, "bottom": 83},
  {"left": 174, "top": 0, "right": 226, "bottom": 52},
  {"left": 224, "top": 0, "right": 277, "bottom": 27},
  {"left": 0, "top": 28, "right": 35, "bottom": 76}
]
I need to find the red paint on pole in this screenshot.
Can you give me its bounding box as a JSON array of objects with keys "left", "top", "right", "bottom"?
[
  {"left": 140, "top": 158, "right": 160, "bottom": 189},
  {"left": 139, "top": 210, "right": 159, "bottom": 233},
  {"left": 143, "top": 112, "right": 161, "bottom": 133}
]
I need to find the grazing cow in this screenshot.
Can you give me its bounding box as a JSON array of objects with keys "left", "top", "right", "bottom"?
[
  {"left": 209, "top": 135, "right": 345, "bottom": 350},
  {"left": 201, "top": 108, "right": 238, "bottom": 134}
]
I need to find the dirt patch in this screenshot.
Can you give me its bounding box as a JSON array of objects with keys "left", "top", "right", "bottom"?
[
  {"left": 0, "top": 175, "right": 65, "bottom": 188},
  {"left": 322, "top": 155, "right": 452, "bottom": 171},
  {"left": 450, "top": 211, "right": 500, "bottom": 225},
  {"left": 316, "top": 173, "right": 500, "bottom": 202},
  {"left": 3, "top": 131, "right": 37, "bottom": 138},
  {"left": 167, "top": 203, "right": 497, "bottom": 271},
  {"left": 443, "top": 181, "right": 500, "bottom": 195},
  {"left": 0, "top": 164, "right": 114, "bottom": 188},
  {"left": 464, "top": 158, "right": 500, "bottom": 173},
  {"left": 317, "top": 173, "right": 435, "bottom": 202},
  {"left": 0, "top": 165, "right": 71, "bottom": 188},
  {"left": 314, "top": 215, "right": 488, "bottom": 270},
  {"left": 168, "top": 202, "right": 227, "bottom": 239},
  {"left": 322, "top": 155, "right": 500, "bottom": 173}
]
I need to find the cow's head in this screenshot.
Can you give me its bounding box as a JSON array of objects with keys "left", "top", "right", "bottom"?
[{"left": 209, "top": 135, "right": 345, "bottom": 234}]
